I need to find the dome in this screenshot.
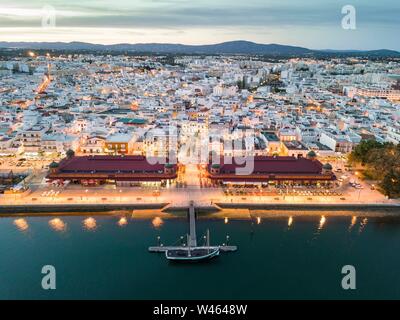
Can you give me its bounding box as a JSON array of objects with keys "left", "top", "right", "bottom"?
[
  {"left": 307, "top": 150, "right": 317, "bottom": 158},
  {"left": 49, "top": 161, "right": 59, "bottom": 168},
  {"left": 323, "top": 163, "right": 333, "bottom": 170}
]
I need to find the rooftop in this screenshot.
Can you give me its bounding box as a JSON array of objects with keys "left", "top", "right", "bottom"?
[
  {"left": 118, "top": 118, "right": 147, "bottom": 125},
  {"left": 283, "top": 141, "right": 309, "bottom": 151},
  {"left": 56, "top": 155, "right": 175, "bottom": 174},
  {"left": 106, "top": 133, "right": 133, "bottom": 143},
  {"left": 261, "top": 132, "right": 280, "bottom": 142},
  {"left": 210, "top": 156, "right": 323, "bottom": 175}
]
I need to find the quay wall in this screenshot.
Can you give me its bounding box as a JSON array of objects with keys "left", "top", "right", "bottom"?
[
  {"left": 215, "top": 203, "right": 400, "bottom": 212},
  {"left": 0, "top": 203, "right": 169, "bottom": 214},
  {"left": 1, "top": 202, "right": 399, "bottom": 215}
]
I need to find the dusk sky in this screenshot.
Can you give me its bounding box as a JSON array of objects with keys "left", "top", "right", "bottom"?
[{"left": 0, "top": 0, "right": 399, "bottom": 50}]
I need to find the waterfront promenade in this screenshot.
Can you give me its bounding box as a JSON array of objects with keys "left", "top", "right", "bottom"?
[
  {"left": 1, "top": 163, "right": 399, "bottom": 214},
  {"left": 1, "top": 184, "right": 399, "bottom": 214}
]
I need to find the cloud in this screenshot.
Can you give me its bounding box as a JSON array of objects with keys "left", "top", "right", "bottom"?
[
  {"left": 0, "top": 1, "right": 398, "bottom": 29},
  {"left": 0, "top": 7, "right": 88, "bottom": 18},
  {"left": 0, "top": 0, "right": 398, "bottom": 49}
]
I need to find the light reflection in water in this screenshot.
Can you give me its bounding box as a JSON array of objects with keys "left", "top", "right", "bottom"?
[
  {"left": 349, "top": 216, "right": 357, "bottom": 231},
  {"left": 318, "top": 216, "right": 326, "bottom": 230},
  {"left": 257, "top": 217, "right": 261, "bottom": 225},
  {"left": 359, "top": 218, "right": 368, "bottom": 234},
  {"left": 83, "top": 217, "right": 97, "bottom": 231},
  {"left": 152, "top": 217, "right": 163, "bottom": 229},
  {"left": 14, "top": 218, "right": 29, "bottom": 232},
  {"left": 288, "top": 216, "right": 293, "bottom": 228},
  {"left": 117, "top": 217, "right": 128, "bottom": 227},
  {"left": 49, "top": 218, "right": 67, "bottom": 232},
  {"left": 224, "top": 217, "right": 229, "bottom": 224}
]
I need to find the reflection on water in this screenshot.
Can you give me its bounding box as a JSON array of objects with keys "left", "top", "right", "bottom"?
[
  {"left": 349, "top": 216, "right": 357, "bottom": 231},
  {"left": 2, "top": 213, "right": 400, "bottom": 300},
  {"left": 151, "top": 217, "right": 163, "bottom": 229},
  {"left": 318, "top": 216, "right": 326, "bottom": 230},
  {"left": 13, "top": 218, "right": 29, "bottom": 232},
  {"left": 288, "top": 216, "right": 293, "bottom": 228},
  {"left": 83, "top": 217, "right": 97, "bottom": 231},
  {"left": 257, "top": 217, "right": 261, "bottom": 225},
  {"left": 117, "top": 217, "right": 128, "bottom": 227},
  {"left": 224, "top": 217, "right": 229, "bottom": 224},
  {"left": 311, "top": 215, "right": 327, "bottom": 241},
  {"left": 49, "top": 218, "right": 67, "bottom": 232},
  {"left": 359, "top": 218, "right": 368, "bottom": 234}
]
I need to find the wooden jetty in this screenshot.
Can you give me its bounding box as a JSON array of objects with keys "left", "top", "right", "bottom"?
[{"left": 148, "top": 201, "right": 237, "bottom": 254}]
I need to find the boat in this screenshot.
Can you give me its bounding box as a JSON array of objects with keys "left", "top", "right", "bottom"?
[
  {"left": 165, "top": 247, "right": 220, "bottom": 261},
  {"left": 165, "top": 229, "right": 220, "bottom": 262}
]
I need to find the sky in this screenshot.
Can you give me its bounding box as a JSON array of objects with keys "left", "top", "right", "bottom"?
[{"left": 0, "top": 0, "right": 399, "bottom": 50}]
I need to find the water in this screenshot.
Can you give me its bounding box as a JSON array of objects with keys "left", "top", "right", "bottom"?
[{"left": 1, "top": 213, "right": 400, "bottom": 299}]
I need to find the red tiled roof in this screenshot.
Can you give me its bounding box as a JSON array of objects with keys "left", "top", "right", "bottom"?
[
  {"left": 58, "top": 156, "right": 174, "bottom": 173},
  {"left": 210, "top": 156, "right": 323, "bottom": 175}
]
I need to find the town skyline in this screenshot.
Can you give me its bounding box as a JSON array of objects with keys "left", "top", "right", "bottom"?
[{"left": 2, "top": 0, "right": 400, "bottom": 306}]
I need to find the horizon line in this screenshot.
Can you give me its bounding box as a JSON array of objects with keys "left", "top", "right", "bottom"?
[{"left": 0, "top": 39, "right": 398, "bottom": 53}]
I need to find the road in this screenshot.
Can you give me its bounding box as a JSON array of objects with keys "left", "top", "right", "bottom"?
[{"left": 0, "top": 155, "right": 396, "bottom": 207}]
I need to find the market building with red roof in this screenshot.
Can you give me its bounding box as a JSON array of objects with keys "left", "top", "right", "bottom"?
[
  {"left": 47, "top": 155, "right": 177, "bottom": 187},
  {"left": 207, "top": 155, "right": 336, "bottom": 186}
]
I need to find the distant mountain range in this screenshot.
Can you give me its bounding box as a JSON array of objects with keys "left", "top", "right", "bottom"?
[{"left": 0, "top": 40, "right": 399, "bottom": 57}]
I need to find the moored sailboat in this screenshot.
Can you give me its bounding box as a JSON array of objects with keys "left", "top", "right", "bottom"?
[{"left": 165, "top": 229, "right": 220, "bottom": 262}]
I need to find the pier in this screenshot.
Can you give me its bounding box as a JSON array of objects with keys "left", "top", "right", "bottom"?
[
  {"left": 188, "top": 202, "right": 197, "bottom": 247},
  {"left": 148, "top": 201, "right": 237, "bottom": 253}
]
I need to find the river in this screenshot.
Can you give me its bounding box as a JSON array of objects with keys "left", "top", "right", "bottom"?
[{"left": 1, "top": 212, "right": 400, "bottom": 299}]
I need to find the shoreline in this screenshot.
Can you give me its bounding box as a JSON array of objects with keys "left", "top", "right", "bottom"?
[
  {"left": 0, "top": 203, "right": 169, "bottom": 214},
  {"left": 0, "top": 202, "right": 399, "bottom": 217},
  {"left": 216, "top": 202, "right": 400, "bottom": 211}
]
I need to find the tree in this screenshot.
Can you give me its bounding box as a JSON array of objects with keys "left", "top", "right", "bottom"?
[
  {"left": 66, "top": 149, "right": 75, "bottom": 158},
  {"left": 237, "top": 79, "right": 245, "bottom": 90},
  {"left": 349, "top": 140, "right": 385, "bottom": 166},
  {"left": 367, "top": 143, "right": 399, "bottom": 176},
  {"left": 380, "top": 169, "right": 400, "bottom": 199},
  {"left": 348, "top": 140, "right": 400, "bottom": 199}
]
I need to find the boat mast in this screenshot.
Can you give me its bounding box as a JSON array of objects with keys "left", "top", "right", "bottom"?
[
  {"left": 187, "top": 234, "right": 191, "bottom": 257},
  {"left": 206, "top": 229, "right": 210, "bottom": 253}
]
